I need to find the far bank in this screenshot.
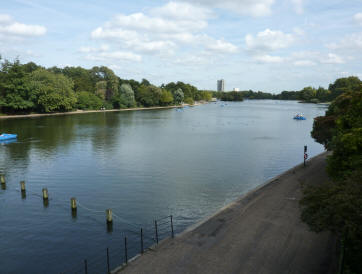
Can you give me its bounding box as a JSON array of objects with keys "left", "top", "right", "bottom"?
[{"left": 0, "top": 103, "right": 205, "bottom": 120}]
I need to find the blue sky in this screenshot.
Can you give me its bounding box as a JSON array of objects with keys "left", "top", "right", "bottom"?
[{"left": 1, "top": 0, "right": 361, "bottom": 92}]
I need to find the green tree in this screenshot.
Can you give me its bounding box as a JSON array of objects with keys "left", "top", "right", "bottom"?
[
  {"left": 141, "top": 78, "right": 151, "bottom": 86},
  {"left": 316, "top": 87, "right": 330, "bottom": 102},
  {"left": 28, "top": 69, "right": 77, "bottom": 112},
  {"left": 300, "top": 170, "right": 362, "bottom": 273},
  {"left": 220, "top": 91, "right": 243, "bottom": 101},
  {"left": 160, "top": 89, "right": 173, "bottom": 106},
  {"left": 173, "top": 88, "right": 184, "bottom": 104},
  {"left": 299, "top": 86, "right": 316, "bottom": 101},
  {"left": 76, "top": 91, "right": 103, "bottom": 110},
  {"left": 90, "top": 66, "right": 119, "bottom": 101},
  {"left": 114, "top": 83, "right": 136, "bottom": 108},
  {"left": 0, "top": 59, "right": 34, "bottom": 113},
  {"left": 95, "top": 81, "right": 107, "bottom": 100},
  {"left": 302, "top": 87, "right": 362, "bottom": 273},
  {"left": 199, "top": 90, "right": 212, "bottom": 101},
  {"left": 136, "top": 85, "right": 162, "bottom": 107},
  {"left": 328, "top": 76, "right": 362, "bottom": 101},
  {"left": 61, "top": 66, "right": 95, "bottom": 93}
]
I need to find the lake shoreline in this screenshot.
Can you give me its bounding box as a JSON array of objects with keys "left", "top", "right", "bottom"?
[
  {"left": 114, "top": 151, "right": 337, "bottom": 274},
  {"left": 0, "top": 103, "right": 203, "bottom": 120}
]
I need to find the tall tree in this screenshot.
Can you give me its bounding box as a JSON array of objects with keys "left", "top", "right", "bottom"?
[
  {"left": 0, "top": 59, "right": 34, "bottom": 113},
  {"left": 28, "top": 69, "right": 77, "bottom": 112},
  {"left": 91, "top": 66, "right": 119, "bottom": 101}
]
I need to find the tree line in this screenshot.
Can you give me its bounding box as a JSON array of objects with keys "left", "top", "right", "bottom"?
[
  {"left": 300, "top": 82, "right": 362, "bottom": 272},
  {"left": 213, "top": 76, "right": 362, "bottom": 103},
  {"left": 0, "top": 58, "right": 212, "bottom": 114}
]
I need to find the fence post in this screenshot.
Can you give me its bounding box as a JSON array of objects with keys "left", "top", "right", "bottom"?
[
  {"left": 84, "top": 259, "right": 88, "bottom": 274},
  {"left": 107, "top": 248, "right": 110, "bottom": 274},
  {"left": 141, "top": 228, "right": 144, "bottom": 254},
  {"left": 170, "top": 215, "right": 174, "bottom": 238},
  {"left": 155, "top": 220, "right": 159, "bottom": 244},
  {"left": 124, "top": 237, "right": 128, "bottom": 264}
]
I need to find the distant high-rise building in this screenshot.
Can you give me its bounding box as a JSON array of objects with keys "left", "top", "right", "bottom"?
[
  {"left": 217, "top": 79, "right": 225, "bottom": 92},
  {"left": 233, "top": 88, "right": 240, "bottom": 92}
]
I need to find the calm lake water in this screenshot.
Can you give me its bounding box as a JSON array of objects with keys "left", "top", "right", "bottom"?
[{"left": 0, "top": 100, "right": 327, "bottom": 274}]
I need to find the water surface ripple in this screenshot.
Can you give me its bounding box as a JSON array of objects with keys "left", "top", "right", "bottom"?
[{"left": 0, "top": 100, "right": 326, "bottom": 273}]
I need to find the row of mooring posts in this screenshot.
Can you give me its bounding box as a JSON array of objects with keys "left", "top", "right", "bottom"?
[
  {"left": 1, "top": 176, "right": 175, "bottom": 241},
  {"left": 2, "top": 175, "right": 178, "bottom": 273},
  {"left": 0, "top": 177, "right": 115, "bottom": 228}
]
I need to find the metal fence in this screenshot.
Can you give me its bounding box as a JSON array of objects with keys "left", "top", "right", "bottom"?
[{"left": 58, "top": 215, "right": 175, "bottom": 274}]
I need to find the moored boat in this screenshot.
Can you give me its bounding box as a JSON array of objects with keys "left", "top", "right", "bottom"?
[
  {"left": 293, "top": 114, "right": 306, "bottom": 120},
  {"left": 0, "top": 133, "right": 17, "bottom": 141}
]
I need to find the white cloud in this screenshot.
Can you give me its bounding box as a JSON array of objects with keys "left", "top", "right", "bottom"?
[
  {"left": 291, "top": 0, "right": 304, "bottom": 14},
  {"left": 0, "top": 14, "right": 46, "bottom": 38},
  {"left": 321, "top": 53, "right": 344, "bottom": 64},
  {"left": 174, "top": 54, "right": 211, "bottom": 66},
  {"left": 291, "top": 51, "right": 344, "bottom": 65},
  {"left": 327, "top": 32, "right": 362, "bottom": 51},
  {"left": 294, "top": 60, "right": 316, "bottom": 66},
  {"left": 109, "top": 12, "right": 207, "bottom": 34},
  {"left": 255, "top": 54, "right": 284, "bottom": 63},
  {"left": 79, "top": 44, "right": 109, "bottom": 53},
  {"left": 88, "top": 1, "right": 237, "bottom": 60},
  {"left": 85, "top": 51, "right": 142, "bottom": 62},
  {"left": 246, "top": 29, "right": 294, "bottom": 52},
  {"left": 354, "top": 13, "right": 362, "bottom": 26},
  {"left": 0, "top": 14, "right": 12, "bottom": 24},
  {"left": 182, "top": 0, "right": 275, "bottom": 17},
  {"left": 132, "top": 40, "right": 176, "bottom": 54},
  {"left": 151, "top": 1, "right": 213, "bottom": 20},
  {"left": 206, "top": 39, "right": 238, "bottom": 53}
]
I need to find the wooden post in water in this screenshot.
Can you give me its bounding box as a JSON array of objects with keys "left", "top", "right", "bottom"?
[
  {"left": 70, "top": 197, "right": 77, "bottom": 210},
  {"left": 70, "top": 197, "right": 77, "bottom": 218},
  {"left": 20, "top": 181, "right": 26, "bottom": 199},
  {"left": 20, "top": 181, "right": 26, "bottom": 191},
  {"left": 106, "top": 209, "right": 113, "bottom": 223},
  {"left": 0, "top": 175, "right": 5, "bottom": 185},
  {"left": 42, "top": 188, "right": 48, "bottom": 200},
  {"left": 1, "top": 174, "right": 6, "bottom": 190}
]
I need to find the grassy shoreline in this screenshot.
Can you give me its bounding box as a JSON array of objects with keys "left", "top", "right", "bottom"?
[{"left": 0, "top": 103, "right": 202, "bottom": 120}]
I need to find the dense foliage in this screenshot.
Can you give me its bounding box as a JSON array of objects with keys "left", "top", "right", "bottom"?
[
  {"left": 0, "top": 58, "right": 212, "bottom": 114},
  {"left": 213, "top": 77, "right": 362, "bottom": 103},
  {"left": 219, "top": 91, "right": 244, "bottom": 101},
  {"left": 301, "top": 83, "right": 362, "bottom": 273}
]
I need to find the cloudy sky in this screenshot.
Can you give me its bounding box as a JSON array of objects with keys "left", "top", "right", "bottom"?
[{"left": 1, "top": 0, "right": 361, "bottom": 92}]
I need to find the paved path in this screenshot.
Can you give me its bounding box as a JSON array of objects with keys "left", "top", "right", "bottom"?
[{"left": 115, "top": 152, "right": 336, "bottom": 274}]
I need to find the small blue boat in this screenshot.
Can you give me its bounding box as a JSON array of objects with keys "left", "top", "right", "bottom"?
[
  {"left": 293, "top": 114, "right": 306, "bottom": 120},
  {"left": 0, "top": 133, "right": 17, "bottom": 141}
]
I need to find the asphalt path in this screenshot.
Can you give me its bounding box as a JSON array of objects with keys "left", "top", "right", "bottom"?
[{"left": 115, "top": 152, "right": 336, "bottom": 274}]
